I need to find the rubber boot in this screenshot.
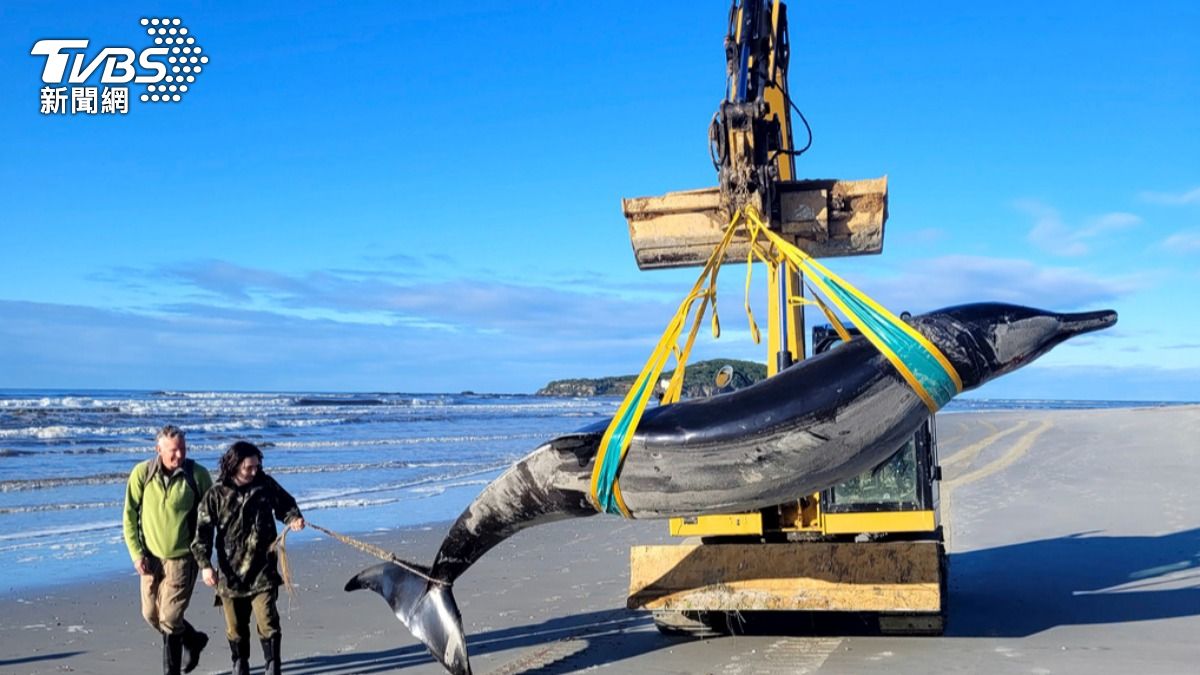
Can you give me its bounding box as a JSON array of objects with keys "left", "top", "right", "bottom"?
[
  {"left": 181, "top": 626, "right": 208, "bottom": 674},
  {"left": 261, "top": 634, "right": 282, "bottom": 675},
  {"left": 162, "top": 632, "right": 184, "bottom": 675},
  {"left": 228, "top": 639, "right": 250, "bottom": 675}
]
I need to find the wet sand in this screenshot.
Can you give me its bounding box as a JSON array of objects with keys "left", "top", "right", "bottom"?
[{"left": 2, "top": 406, "right": 1197, "bottom": 674}]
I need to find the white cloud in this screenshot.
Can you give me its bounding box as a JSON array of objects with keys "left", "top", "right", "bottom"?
[
  {"left": 1161, "top": 230, "right": 1200, "bottom": 253},
  {"left": 1015, "top": 199, "right": 1141, "bottom": 256},
  {"left": 0, "top": 299, "right": 673, "bottom": 393},
  {"left": 841, "top": 254, "right": 1139, "bottom": 314},
  {"left": 4, "top": 251, "right": 1161, "bottom": 394},
  {"left": 0, "top": 270, "right": 1181, "bottom": 399},
  {"left": 134, "top": 259, "right": 681, "bottom": 341},
  {"left": 1017, "top": 199, "right": 1083, "bottom": 256},
  {"left": 1139, "top": 186, "right": 1200, "bottom": 205},
  {"left": 1082, "top": 212, "right": 1141, "bottom": 234}
]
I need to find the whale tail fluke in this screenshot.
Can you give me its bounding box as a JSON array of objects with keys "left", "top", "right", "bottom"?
[{"left": 345, "top": 562, "right": 470, "bottom": 675}]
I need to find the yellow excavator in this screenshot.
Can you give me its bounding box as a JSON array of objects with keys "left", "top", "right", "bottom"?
[{"left": 622, "top": 0, "right": 946, "bottom": 635}]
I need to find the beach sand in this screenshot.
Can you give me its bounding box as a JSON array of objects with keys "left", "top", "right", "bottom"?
[{"left": 2, "top": 406, "right": 1198, "bottom": 674}]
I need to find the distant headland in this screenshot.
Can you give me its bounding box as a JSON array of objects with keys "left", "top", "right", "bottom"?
[{"left": 535, "top": 359, "right": 767, "bottom": 398}]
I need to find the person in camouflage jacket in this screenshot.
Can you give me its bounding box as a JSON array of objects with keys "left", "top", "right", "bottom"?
[{"left": 192, "top": 441, "right": 304, "bottom": 675}]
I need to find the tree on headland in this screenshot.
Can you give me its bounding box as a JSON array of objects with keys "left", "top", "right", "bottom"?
[{"left": 535, "top": 359, "right": 767, "bottom": 398}]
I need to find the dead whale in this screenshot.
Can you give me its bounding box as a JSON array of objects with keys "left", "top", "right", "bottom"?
[{"left": 346, "top": 302, "right": 1117, "bottom": 675}]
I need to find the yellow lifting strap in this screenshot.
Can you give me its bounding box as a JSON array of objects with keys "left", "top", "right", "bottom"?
[
  {"left": 589, "top": 207, "right": 962, "bottom": 517},
  {"left": 739, "top": 208, "right": 962, "bottom": 410},
  {"left": 587, "top": 210, "right": 744, "bottom": 517}
]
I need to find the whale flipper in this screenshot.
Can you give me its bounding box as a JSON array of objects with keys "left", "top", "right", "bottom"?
[{"left": 345, "top": 562, "right": 470, "bottom": 675}]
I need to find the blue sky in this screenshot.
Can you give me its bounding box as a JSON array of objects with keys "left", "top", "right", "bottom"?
[{"left": 1, "top": 1, "right": 1197, "bottom": 400}]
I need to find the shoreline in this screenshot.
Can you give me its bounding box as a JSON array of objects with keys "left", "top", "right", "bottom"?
[{"left": 0, "top": 520, "right": 456, "bottom": 601}]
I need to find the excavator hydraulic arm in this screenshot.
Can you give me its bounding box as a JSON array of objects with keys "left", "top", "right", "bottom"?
[{"left": 623, "top": 0, "right": 887, "bottom": 270}]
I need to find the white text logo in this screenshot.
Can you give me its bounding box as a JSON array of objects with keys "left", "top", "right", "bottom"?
[{"left": 31, "top": 17, "right": 209, "bottom": 115}]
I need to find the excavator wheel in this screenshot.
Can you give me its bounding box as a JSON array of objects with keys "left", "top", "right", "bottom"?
[
  {"left": 876, "top": 612, "right": 945, "bottom": 635},
  {"left": 651, "top": 610, "right": 724, "bottom": 638}
]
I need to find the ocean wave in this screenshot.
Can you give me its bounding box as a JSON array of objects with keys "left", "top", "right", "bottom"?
[
  {"left": 0, "top": 472, "right": 503, "bottom": 546},
  {"left": 269, "top": 459, "right": 483, "bottom": 476},
  {"left": 0, "top": 465, "right": 504, "bottom": 512},
  {"left": 1, "top": 406, "right": 122, "bottom": 414},
  {"left": 0, "top": 469, "right": 502, "bottom": 545},
  {"left": 293, "top": 397, "right": 386, "bottom": 407},
  {"left": 0, "top": 500, "right": 119, "bottom": 515},
  {"left": 18, "top": 443, "right": 222, "bottom": 456},
  {"left": 0, "top": 472, "right": 130, "bottom": 492},
  {"left": 299, "top": 463, "right": 505, "bottom": 504},
  {"left": 0, "top": 424, "right": 154, "bottom": 441},
  {"left": 0, "top": 456, "right": 512, "bottom": 492},
  {"left": 300, "top": 496, "right": 403, "bottom": 511},
  {"left": 124, "top": 400, "right": 296, "bottom": 415},
  {"left": 0, "top": 425, "right": 88, "bottom": 440},
  {"left": 0, "top": 431, "right": 547, "bottom": 458},
  {"left": 148, "top": 391, "right": 458, "bottom": 408},
  {"left": 0, "top": 417, "right": 363, "bottom": 441},
  {"left": 408, "top": 478, "right": 491, "bottom": 496},
  {"left": 0, "top": 396, "right": 118, "bottom": 411},
  {"left": 267, "top": 432, "right": 545, "bottom": 449},
  {"left": 152, "top": 391, "right": 286, "bottom": 400},
  {"left": 300, "top": 477, "right": 487, "bottom": 510},
  {"left": 0, "top": 519, "right": 122, "bottom": 543},
  {"left": 60, "top": 446, "right": 142, "bottom": 455},
  {"left": 0, "top": 398, "right": 612, "bottom": 441}
]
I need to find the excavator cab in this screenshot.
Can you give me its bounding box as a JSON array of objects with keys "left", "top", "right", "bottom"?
[{"left": 813, "top": 324, "right": 942, "bottom": 539}]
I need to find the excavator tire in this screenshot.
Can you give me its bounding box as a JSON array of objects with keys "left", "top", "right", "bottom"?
[{"left": 651, "top": 610, "right": 724, "bottom": 638}]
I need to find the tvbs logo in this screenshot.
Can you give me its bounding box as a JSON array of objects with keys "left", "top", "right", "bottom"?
[
  {"left": 32, "top": 40, "right": 170, "bottom": 84},
  {"left": 31, "top": 18, "right": 208, "bottom": 115}
]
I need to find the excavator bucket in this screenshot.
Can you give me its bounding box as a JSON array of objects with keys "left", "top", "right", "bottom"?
[{"left": 623, "top": 177, "right": 888, "bottom": 269}]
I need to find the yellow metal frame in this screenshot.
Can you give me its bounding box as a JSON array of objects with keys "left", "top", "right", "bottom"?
[
  {"left": 670, "top": 512, "right": 762, "bottom": 537},
  {"left": 766, "top": 0, "right": 793, "bottom": 184},
  {"left": 671, "top": 509, "right": 938, "bottom": 538},
  {"left": 765, "top": 263, "right": 803, "bottom": 375},
  {"left": 822, "top": 510, "right": 937, "bottom": 535}
]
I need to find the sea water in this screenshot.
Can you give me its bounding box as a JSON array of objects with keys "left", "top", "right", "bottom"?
[
  {"left": 0, "top": 389, "right": 615, "bottom": 592},
  {"left": 0, "top": 389, "right": 1187, "bottom": 592}
]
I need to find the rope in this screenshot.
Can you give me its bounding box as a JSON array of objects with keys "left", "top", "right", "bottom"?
[
  {"left": 275, "top": 526, "right": 296, "bottom": 603},
  {"left": 271, "top": 521, "right": 448, "bottom": 598}
]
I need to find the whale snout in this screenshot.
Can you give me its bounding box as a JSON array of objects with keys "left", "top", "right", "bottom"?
[
  {"left": 923, "top": 303, "right": 1119, "bottom": 391},
  {"left": 1058, "top": 309, "right": 1118, "bottom": 337}
]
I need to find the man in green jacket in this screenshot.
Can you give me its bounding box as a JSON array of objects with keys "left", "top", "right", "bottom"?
[{"left": 123, "top": 424, "right": 214, "bottom": 675}]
